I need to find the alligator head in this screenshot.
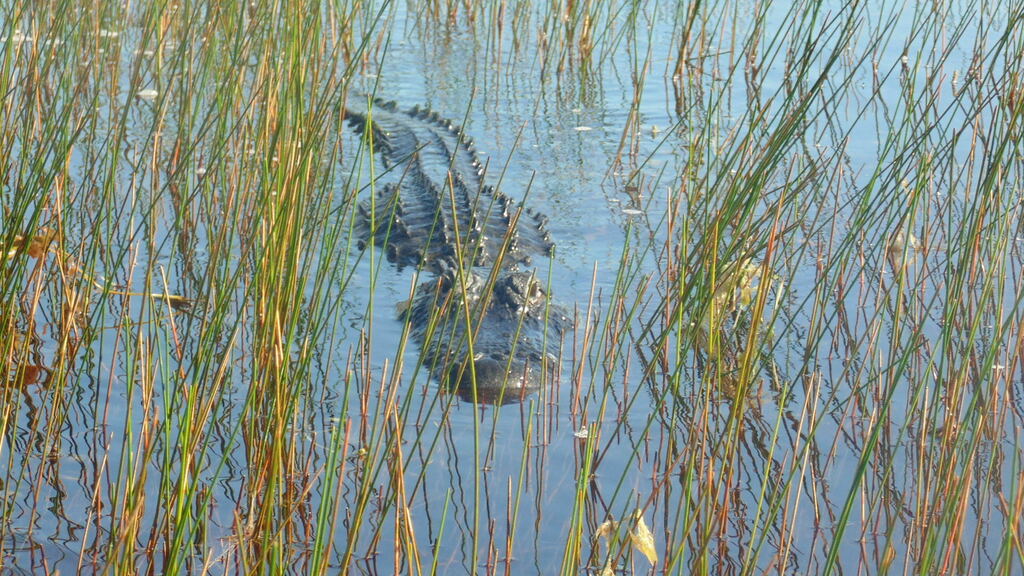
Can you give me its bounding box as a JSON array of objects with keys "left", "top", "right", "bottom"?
[{"left": 409, "top": 269, "right": 568, "bottom": 404}]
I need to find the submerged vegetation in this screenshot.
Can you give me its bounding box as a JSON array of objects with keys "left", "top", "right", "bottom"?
[{"left": 1, "top": 0, "right": 1023, "bottom": 574}]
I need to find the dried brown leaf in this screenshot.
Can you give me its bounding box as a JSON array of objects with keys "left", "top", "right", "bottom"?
[{"left": 26, "top": 228, "right": 57, "bottom": 259}]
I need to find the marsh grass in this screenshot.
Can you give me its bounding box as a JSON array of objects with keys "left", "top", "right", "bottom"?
[{"left": 1, "top": 0, "right": 1023, "bottom": 574}]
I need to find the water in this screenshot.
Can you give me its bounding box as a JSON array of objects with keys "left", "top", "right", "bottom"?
[{"left": 2, "top": 1, "right": 1022, "bottom": 574}]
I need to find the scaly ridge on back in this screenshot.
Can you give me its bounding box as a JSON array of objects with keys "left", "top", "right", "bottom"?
[{"left": 344, "top": 98, "right": 553, "bottom": 271}]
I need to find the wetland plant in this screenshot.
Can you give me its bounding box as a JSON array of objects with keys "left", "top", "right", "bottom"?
[{"left": 0, "top": 1, "right": 1022, "bottom": 574}]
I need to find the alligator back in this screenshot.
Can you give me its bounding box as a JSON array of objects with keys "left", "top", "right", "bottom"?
[{"left": 344, "top": 97, "right": 553, "bottom": 272}]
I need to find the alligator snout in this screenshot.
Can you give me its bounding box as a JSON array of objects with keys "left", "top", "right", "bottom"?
[{"left": 448, "top": 353, "right": 539, "bottom": 404}]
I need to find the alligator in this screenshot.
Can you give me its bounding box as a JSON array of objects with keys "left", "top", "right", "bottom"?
[{"left": 343, "top": 96, "right": 568, "bottom": 404}]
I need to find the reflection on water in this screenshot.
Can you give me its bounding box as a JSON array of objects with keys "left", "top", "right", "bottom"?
[{"left": 1, "top": 0, "right": 1022, "bottom": 574}]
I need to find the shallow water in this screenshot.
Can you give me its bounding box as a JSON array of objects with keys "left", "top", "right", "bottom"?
[{"left": 2, "top": 1, "right": 1022, "bottom": 574}]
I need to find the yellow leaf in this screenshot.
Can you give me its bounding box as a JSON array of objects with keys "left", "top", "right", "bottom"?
[
  {"left": 739, "top": 284, "right": 755, "bottom": 309},
  {"left": 595, "top": 518, "right": 619, "bottom": 547},
  {"left": 629, "top": 510, "right": 657, "bottom": 565}
]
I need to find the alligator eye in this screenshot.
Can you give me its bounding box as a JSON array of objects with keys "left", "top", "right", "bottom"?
[{"left": 436, "top": 271, "right": 453, "bottom": 290}]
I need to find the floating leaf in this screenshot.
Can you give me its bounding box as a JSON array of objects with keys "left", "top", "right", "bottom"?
[
  {"left": 157, "top": 293, "right": 194, "bottom": 311},
  {"left": 629, "top": 510, "right": 657, "bottom": 566},
  {"left": 6, "top": 227, "right": 57, "bottom": 260},
  {"left": 8, "top": 364, "right": 47, "bottom": 389},
  {"left": 708, "top": 257, "right": 762, "bottom": 317},
  {"left": 26, "top": 228, "right": 57, "bottom": 259},
  {"left": 595, "top": 518, "right": 620, "bottom": 575},
  {"left": 886, "top": 229, "right": 921, "bottom": 271},
  {"left": 595, "top": 518, "right": 619, "bottom": 546}
]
